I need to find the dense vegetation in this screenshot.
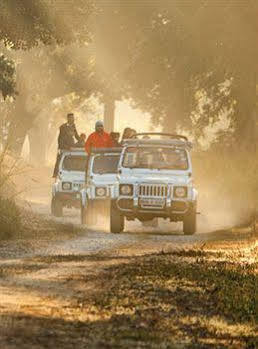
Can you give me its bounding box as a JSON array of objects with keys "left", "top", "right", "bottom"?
[{"left": 1, "top": 1, "right": 257, "bottom": 145}]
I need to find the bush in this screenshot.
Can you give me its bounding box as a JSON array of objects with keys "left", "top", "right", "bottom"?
[{"left": 0, "top": 196, "right": 21, "bottom": 239}]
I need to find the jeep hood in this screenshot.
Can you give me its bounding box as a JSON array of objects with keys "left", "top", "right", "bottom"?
[
  {"left": 60, "top": 170, "right": 85, "bottom": 182},
  {"left": 120, "top": 171, "right": 191, "bottom": 185},
  {"left": 91, "top": 173, "right": 118, "bottom": 186}
]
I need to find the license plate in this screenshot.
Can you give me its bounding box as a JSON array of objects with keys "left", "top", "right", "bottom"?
[{"left": 140, "top": 198, "right": 165, "bottom": 208}]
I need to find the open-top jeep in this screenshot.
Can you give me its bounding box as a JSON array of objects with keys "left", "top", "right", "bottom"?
[
  {"left": 80, "top": 147, "right": 122, "bottom": 225},
  {"left": 110, "top": 133, "right": 198, "bottom": 234},
  {"left": 51, "top": 148, "right": 88, "bottom": 217}
]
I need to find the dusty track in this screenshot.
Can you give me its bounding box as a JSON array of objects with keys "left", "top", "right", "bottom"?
[{"left": 0, "top": 167, "right": 256, "bottom": 348}]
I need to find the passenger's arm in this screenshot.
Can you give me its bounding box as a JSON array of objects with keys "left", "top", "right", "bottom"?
[
  {"left": 58, "top": 126, "right": 65, "bottom": 149},
  {"left": 85, "top": 135, "right": 92, "bottom": 154},
  {"left": 107, "top": 134, "right": 114, "bottom": 148},
  {"left": 74, "top": 125, "right": 80, "bottom": 141}
]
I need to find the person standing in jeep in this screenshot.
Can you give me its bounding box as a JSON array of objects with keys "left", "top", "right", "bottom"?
[
  {"left": 85, "top": 120, "right": 113, "bottom": 154},
  {"left": 53, "top": 113, "right": 80, "bottom": 178},
  {"left": 58, "top": 113, "right": 80, "bottom": 150}
]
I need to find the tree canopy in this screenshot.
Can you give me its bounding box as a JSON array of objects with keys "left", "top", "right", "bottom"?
[
  {"left": 0, "top": 0, "right": 94, "bottom": 98},
  {"left": 1, "top": 0, "right": 257, "bottom": 148}
]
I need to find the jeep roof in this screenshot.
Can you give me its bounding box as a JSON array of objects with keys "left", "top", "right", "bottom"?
[{"left": 90, "top": 147, "right": 122, "bottom": 154}]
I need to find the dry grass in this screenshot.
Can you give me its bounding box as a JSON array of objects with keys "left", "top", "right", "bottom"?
[{"left": 0, "top": 242, "right": 256, "bottom": 349}]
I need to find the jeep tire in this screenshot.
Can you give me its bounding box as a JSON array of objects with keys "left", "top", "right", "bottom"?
[
  {"left": 110, "top": 200, "right": 124, "bottom": 233},
  {"left": 81, "top": 201, "right": 96, "bottom": 226},
  {"left": 183, "top": 203, "right": 196, "bottom": 235},
  {"left": 80, "top": 203, "right": 87, "bottom": 225},
  {"left": 51, "top": 197, "right": 63, "bottom": 217}
]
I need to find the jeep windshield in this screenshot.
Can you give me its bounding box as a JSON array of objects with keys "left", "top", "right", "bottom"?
[
  {"left": 62, "top": 155, "right": 88, "bottom": 172},
  {"left": 92, "top": 155, "right": 120, "bottom": 174},
  {"left": 122, "top": 147, "right": 188, "bottom": 170}
]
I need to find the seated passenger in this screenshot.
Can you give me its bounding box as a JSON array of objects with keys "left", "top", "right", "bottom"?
[
  {"left": 75, "top": 133, "right": 86, "bottom": 147},
  {"left": 85, "top": 120, "right": 113, "bottom": 154},
  {"left": 129, "top": 129, "right": 137, "bottom": 138},
  {"left": 121, "top": 127, "right": 132, "bottom": 140},
  {"left": 110, "top": 132, "right": 121, "bottom": 147}
]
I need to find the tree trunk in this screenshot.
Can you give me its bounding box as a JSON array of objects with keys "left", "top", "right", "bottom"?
[
  {"left": 28, "top": 107, "right": 52, "bottom": 166},
  {"left": 7, "top": 122, "right": 28, "bottom": 155},
  {"left": 104, "top": 95, "right": 115, "bottom": 132},
  {"left": 235, "top": 70, "right": 257, "bottom": 152},
  {"left": 7, "top": 94, "right": 33, "bottom": 156}
]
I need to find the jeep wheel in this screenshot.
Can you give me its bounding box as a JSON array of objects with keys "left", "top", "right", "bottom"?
[
  {"left": 110, "top": 200, "right": 124, "bottom": 233},
  {"left": 88, "top": 201, "right": 98, "bottom": 225},
  {"left": 81, "top": 201, "right": 95, "bottom": 226},
  {"left": 183, "top": 204, "right": 196, "bottom": 235},
  {"left": 51, "top": 197, "right": 63, "bottom": 217},
  {"left": 80, "top": 204, "right": 87, "bottom": 225}
]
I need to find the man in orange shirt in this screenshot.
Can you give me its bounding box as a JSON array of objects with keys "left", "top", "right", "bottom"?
[{"left": 85, "top": 120, "right": 113, "bottom": 154}]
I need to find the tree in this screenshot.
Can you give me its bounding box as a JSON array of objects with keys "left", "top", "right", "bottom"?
[
  {"left": 0, "top": 1, "right": 95, "bottom": 157},
  {"left": 121, "top": 1, "right": 258, "bottom": 144},
  {"left": 0, "top": 0, "right": 94, "bottom": 98},
  {"left": 94, "top": 0, "right": 257, "bottom": 145},
  {"left": 0, "top": 54, "right": 15, "bottom": 99},
  {"left": 4, "top": 43, "right": 97, "bottom": 158}
]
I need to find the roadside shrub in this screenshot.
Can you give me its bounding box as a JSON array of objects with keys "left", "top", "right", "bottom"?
[{"left": 0, "top": 196, "right": 21, "bottom": 239}]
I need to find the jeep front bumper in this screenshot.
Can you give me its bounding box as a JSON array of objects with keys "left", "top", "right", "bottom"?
[
  {"left": 116, "top": 197, "right": 193, "bottom": 216},
  {"left": 55, "top": 191, "right": 81, "bottom": 205}
]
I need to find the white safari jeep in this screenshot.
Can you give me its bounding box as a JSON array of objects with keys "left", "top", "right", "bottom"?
[
  {"left": 110, "top": 133, "right": 198, "bottom": 234},
  {"left": 80, "top": 148, "right": 122, "bottom": 225},
  {"left": 51, "top": 148, "right": 88, "bottom": 217}
]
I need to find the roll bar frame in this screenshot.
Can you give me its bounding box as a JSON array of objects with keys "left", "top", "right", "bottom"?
[
  {"left": 131, "top": 133, "right": 188, "bottom": 141},
  {"left": 90, "top": 147, "right": 122, "bottom": 154}
]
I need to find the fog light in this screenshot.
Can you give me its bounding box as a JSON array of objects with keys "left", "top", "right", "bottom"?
[
  {"left": 174, "top": 186, "right": 187, "bottom": 198},
  {"left": 62, "top": 182, "right": 72, "bottom": 190},
  {"left": 120, "top": 184, "right": 133, "bottom": 195},
  {"left": 96, "top": 187, "right": 106, "bottom": 197}
]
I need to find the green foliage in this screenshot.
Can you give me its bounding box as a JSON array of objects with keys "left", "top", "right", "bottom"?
[
  {"left": 89, "top": 249, "right": 256, "bottom": 348},
  {"left": 0, "top": 0, "right": 93, "bottom": 49},
  {"left": 0, "top": 0, "right": 257, "bottom": 162},
  {"left": 0, "top": 196, "right": 21, "bottom": 238},
  {"left": 95, "top": 252, "right": 256, "bottom": 324},
  {"left": 0, "top": 0, "right": 94, "bottom": 98},
  {"left": 96, "top": 1, "right": 258, "bottom": 139},
  {"left": 0, "top": 54, "right": 16, "bottom": 98}
]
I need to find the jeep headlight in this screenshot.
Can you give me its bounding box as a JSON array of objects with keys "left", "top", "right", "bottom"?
[
  {"left": 174, "top": 186, "right": 187, "bottom": 198},
  {"left": 96, "top": 187, "right": 106, "bottom": 197},
  {"left": 62, "top": 182, "right": 72, "bottom": 190},
  {"left": 119, "top": 184, "right": 133, "bottom": 196}
]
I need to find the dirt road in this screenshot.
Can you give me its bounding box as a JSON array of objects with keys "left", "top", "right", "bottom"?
[{"left": 0, "top": 168, "right": 256, "bottom": 348}]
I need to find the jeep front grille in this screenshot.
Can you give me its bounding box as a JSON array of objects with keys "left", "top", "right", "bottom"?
[
  {"left": 139, "top": 184, "right": 168, "bottom": 197},
  {"left": 73, "top": 183, "right": 84, "bottom": 190}
]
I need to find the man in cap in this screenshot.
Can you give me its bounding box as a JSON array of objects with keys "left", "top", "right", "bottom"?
[{"left": 85, "top": 120, "right": 113, "bottom": 154}]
